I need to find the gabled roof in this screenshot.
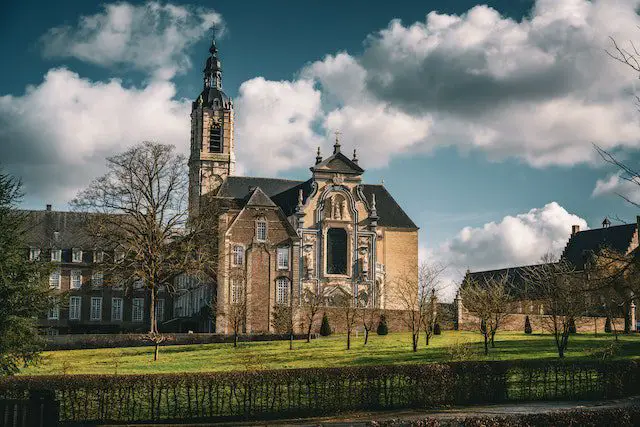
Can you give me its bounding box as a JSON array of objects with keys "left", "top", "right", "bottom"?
[
  {"left": 311, "top": 151, "right": 364, "bottom": 175},
  {"left": 464, "top": 264, "right": 548, "bottom": 299},
  {"left": 561, "top": 223, "right": 637, "bottom": 270},
  {"left": 18, "top": 209, "right": 98, "bottom": 249},
  {"left": 213, "top": 176, "right": 417, "bottom": 229},
  {"left": 244, "top": 187, "right": 277, "bottom": 207}
]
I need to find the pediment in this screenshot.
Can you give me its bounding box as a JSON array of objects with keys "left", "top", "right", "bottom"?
[{"left": 312, "top": 152, "right": 364, "bottom": 175}]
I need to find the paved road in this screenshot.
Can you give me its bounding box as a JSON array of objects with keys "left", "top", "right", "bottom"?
[{"left": 104, "top": 396, "right": 640, "bottom": 426}]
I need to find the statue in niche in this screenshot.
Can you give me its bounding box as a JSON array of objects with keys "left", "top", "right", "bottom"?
[
  {"left": 358, "top": 236, "right": 370, "bottom": 277},
  {"left": 332, "top": 197, "right": 340, "bottom": 219},
  {"left": 303, "top": 234, "right": 316, "bottom": 279},
  {"left": 339, "top": 200, "right": 346, "bottom": 220}
]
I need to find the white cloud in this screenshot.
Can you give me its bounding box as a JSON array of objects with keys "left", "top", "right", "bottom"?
[
  {"left": 41, "top": 2, "right": 222, "bottom": 80},
  {"left": 235, "top": 0, "right": 640, "bottom": 175},
  {"left": 593, "top": 172, "right": 640, "bottom": 205},
  {"left": 0, "top": 68, "right": 191, "bottom": 202},
  {"left": 424, "top": 202, "right": 588, "bottom": 300}
]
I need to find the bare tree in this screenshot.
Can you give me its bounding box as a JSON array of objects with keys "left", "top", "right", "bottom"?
[
  {"left": 271, "top": 293, "right": 297, "bottom": 351},
  {"left": 301, "top": 287, "right": 326, "bottom": 343},
  {"left": 219, "top": 269, "right": 250, "bottom": 348},
  {"left": 335, "top": 290, "right": 358, "bottom": 350},
  {"left": 421, "top": 289, "right": 438, "bottom": 346},
  {"left": 521, "top": 254, "right": 589, "bottom": 358},
  {"left": 393, "top": 262, "right": 446, "bottom": 352},
  {"left": 357, "top": 292, "right": 379, "bottom": 346},
  {"left": 71, "top": 142, "right": 217, "bottom": 353},
  {"left": 460, "top": 272, "right": 512, "bottom": 355}
]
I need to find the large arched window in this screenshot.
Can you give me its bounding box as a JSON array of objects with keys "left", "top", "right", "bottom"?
[
  {"left": 327, "top": 228, "right": 348, "bottom": 275},
  {"left": 276, "top": 277, "right": 289, "bottom": 305}
]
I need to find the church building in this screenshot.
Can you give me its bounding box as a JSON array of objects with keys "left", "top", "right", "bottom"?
[{"left": 184, "top": 38, "right": 419, "bottom": 334}]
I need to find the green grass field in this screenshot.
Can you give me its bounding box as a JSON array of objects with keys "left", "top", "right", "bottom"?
[{"left": 20, "top": 331, "right": 640, "bottom": 376}]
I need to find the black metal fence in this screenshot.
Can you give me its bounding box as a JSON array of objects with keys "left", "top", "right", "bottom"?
[
  {"left": 0, "top": 391, "right": 59, "bottom": 427},
  {"left": 0, "top": 360, "right": 637, "bottom": 424}
]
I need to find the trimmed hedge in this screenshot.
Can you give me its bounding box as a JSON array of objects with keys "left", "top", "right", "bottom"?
[
  {"left": 1, "top": 360, "right": 638, "bottom": 424},
  {"left": 43, "top": 333, "right": 307, "bottom": 351}
]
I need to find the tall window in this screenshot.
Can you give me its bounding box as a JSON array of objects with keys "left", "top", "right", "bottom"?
[
  {"left": 277, "top": 246, "right": 289, "bottom": 270},
  {"left": 90, "top": 297, "right": 102, "bottom": 321},
  {"left": 49, "top": 270, "right": 61, "bottom": 289},
  {"left": 256, "top": 219, "right": 267, "bottom": 242},
  {"left": 230, "top": 278, "right": 243, "bottom": 304},
  {"left": 132, "top": 298, "right": 144, "bottom": 322},
  {"left": 48, "top": 299, "right": 59, "bottom": 320},
  {"left": 69, "top": 296, "right": 81, "bottom": 320},
  {"left": 276, "top": 277, "right": 289, "bottom": 305},
  {"left": 156, "top": 298, "right": 165, "bottom": 322},
  {"left": 92, "top": 271, "right": 103, "bottom": 287},
  {"left": 232, "top": 245, "right": 244, "bottom": 266},
  {"left": 209, "top": 123, "right": 222, "bottom": 152},
  {"left": 111, "top": 298, "right": 123, "bottom": 321},
  {"left": 72, "top": 248, "right": 83, "bottom": 263},
  {"left": 51, "top": 249, "right": 61, "bottom": 262},
  {"left": 327, "top": 228, "right": 348, "bottom": 275},
  {"left": 71, "top": 270, "right": 82, "bottom": 289},
  {"left": 29, "top": 248, "right": 40, "bottom": 261}
]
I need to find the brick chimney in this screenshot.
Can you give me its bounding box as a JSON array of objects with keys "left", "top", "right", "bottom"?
[
  {"left": 45, "top": 204, "right": 52, "bottom": 211},
  {"left": 571, "top": 225, "right": 580, "bottom": 236}
]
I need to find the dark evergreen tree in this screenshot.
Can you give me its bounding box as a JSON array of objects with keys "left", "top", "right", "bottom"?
[
  {"left": 0, "top": 173, "right": 53, "bottom": 376},
  {"left": 605, "top": 317, "right": 612, "bottom": 333},
  {"left": 568, "top": 317, "right": 577, "bottom": 334},
  {"left": 376, "top": 314, "right": 389, "bottom": 335},
  {"left": 524, "top": 316, "right": 532, "bottom": 334},
  {"left": 319, "top": 312, "right": 332, "bottom": 336},
  {"left": 433, "top": 323, "right": 441, "bottom": 335}
]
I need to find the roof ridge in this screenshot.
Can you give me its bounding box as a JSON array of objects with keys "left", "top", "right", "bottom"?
[{"left": 228, "top": 175, "right": 305, "bottom": 183}]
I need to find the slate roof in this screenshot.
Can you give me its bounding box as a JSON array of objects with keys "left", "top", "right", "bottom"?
[
  {"left": 561, "top": 224, "right": 637, "bottom": 270},
  {"left": 464, "top": 264, "right": 547, "bottom": 299},
  {"left": 214, "top": 176, "right": 417, "bottom": 229},
  {"left": 311, "top": 151, "right": 364, "bottom": 175}
]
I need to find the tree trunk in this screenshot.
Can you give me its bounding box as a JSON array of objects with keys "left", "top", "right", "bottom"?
[
  {"left": 289, "top": 331, "right": 293, "bottom": 350},
  {"left": 149, "top": 289, "right": 157, "bottom": 334},
  {"left": 490, "top": 330, "right": 496, "bottom": 348},
  {"left": 347, "top": 330, "right": 351, "bottom": 350},
  {"left": 364, "top": 328, "right": 369, "bottom": 345},
  {"left": 306, "top": 322, "right": 312, "bottom": 343},
  {"left": 412, "top": 333, "right": 418, "bottom": 352},
  {"left": 154, "top": 342, "right": 159, "bottom": 361},
  {"left": 234, "top": 331, "right": 238, "bottom": 348},
  {"left": 483, "top": 334, "right": 489, "bottom": 355},
  {"left": 624, "top": 302, "right": 631, "bottom": 334},
  {"left": 425, "top": 332, "right": 429, "bottom": 346}
]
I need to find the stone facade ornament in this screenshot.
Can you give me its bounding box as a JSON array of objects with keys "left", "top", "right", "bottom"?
[
  {"left": 303, "top": 234, "right": 316, "bottom": 279},
  {"left": 332, "top": 174, "right": 345, "bottom": 185}
]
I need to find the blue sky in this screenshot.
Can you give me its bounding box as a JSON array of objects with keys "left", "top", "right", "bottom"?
[{"left": 2, "top": 0, "right": 640, "bottom": 288}]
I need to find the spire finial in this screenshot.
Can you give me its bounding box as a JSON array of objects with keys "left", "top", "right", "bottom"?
[
  {"left": 371, "top": 193, "right": 377, "bottom": 210},
  {"left": 333, "top": 130, "right": 342, "bottom": 154},
  {"left": 298, "top": 189, "right": 304, "bottom": 207},
  {"left": 352, "top": 148, "right": 358, "bottom": 164},
  {"left": 602, "top": 217, "right": 611, "bottom": 228},
  {"left": 209, "top": 26, "right": 218, "bottom": 55},
  {"left": 315, "top": 146, "right": 322, "bottom": 165}
]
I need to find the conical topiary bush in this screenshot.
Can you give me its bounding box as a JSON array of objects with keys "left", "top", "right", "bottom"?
[
  {"left": 605, "top": 317, "right": 612, "bottom": 333},
  {"left": 433, "top": 323, "right": 441, "bottom": 335},
  {"left": 376, "top": 314, "right": 389, "bottom": 335},
  {"left": 319, "top": 312, "right": 332, "bottom": 336},
  {"left": 524, "top": 316, "right": 532, "bottom": 334}
]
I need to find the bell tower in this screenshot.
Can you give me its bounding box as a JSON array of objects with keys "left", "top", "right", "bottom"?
[{"left": 189, "top": 35, "right": 236, "bottom": 217}]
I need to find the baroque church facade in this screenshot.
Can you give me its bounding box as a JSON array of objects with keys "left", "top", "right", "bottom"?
[{"left": 186, "top": 38, "right": 419, "bottom": 334}]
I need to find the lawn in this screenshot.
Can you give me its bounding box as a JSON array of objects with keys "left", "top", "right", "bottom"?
[{"left": 20, "top": 331, "right": 640, "bottom": 376}]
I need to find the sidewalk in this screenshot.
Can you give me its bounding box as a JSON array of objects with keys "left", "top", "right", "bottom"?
[{"left": 105, "top": 396, "right": 640, "bottom": 426}]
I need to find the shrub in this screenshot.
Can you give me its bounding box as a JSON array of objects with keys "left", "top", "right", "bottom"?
[
  {"left": 605, "top": 317, "right": 612, "bottom": 333},
  {"left": 446, "top": 342, "right": 474, "bottom": 361},
  {"left": 524, "top": 316, "right": 532, "bottom": 334},
  {"left": 319, "top": 313, "right": 332, "bottom": 336},
  {"left": 376, "top": 314, "right": 389, "bottom": 335},
  {"left": 433, "top": 323, "right": 441, "bottom": 335}
]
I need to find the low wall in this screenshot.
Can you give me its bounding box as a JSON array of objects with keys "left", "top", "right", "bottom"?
[{"left": 457, "top": 309, "right": 625, "bottom": 334}]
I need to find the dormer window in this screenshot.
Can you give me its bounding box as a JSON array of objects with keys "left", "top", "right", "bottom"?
[
  {"left": 72, "top": 248, "right": 83, "bottom": 263},
  {"left": 256, "top": 219, "right": 267, "bottom": 242},
  {"left": 51, "top": 249, "right": 62, "bottom": 262},
  {"left": 29, "top": 248, "right": 40, "bottom": 261},
  {"left": 209, "top": 123, "right": 222, "bottom": 153}
]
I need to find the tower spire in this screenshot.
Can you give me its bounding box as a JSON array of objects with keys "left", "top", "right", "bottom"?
[
  {"left": 333, "top": 130, "right": 342, "bottom": 154},
  {"left": 203, "top": 28, "right": 222, "bottom": 90}
]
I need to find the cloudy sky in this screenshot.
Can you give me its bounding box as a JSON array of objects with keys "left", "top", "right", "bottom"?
[{"left": 3, "top": 0, "right": 640, "bottom": 296}]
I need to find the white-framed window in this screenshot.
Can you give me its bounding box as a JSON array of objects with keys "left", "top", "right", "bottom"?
[
  {"left": 70, "top": 270, "right": 82, "bottom": 289},
  {"left": 29, "top": 248, "right": 40, "bottom": 261},
  {"left": 48, "top": 299, "right": 59, "bottom": 320},
  {"left": 230, "top": 277, "right": 243, "bottom": 304},
  {"left": 156, "top": 298, "right": 165, "bottom": 322},
  {"left": 111, "top": 298, "right": 123, "bottom": 321},
  {"left": 276, "top": 277, "right": 289, "bottom": 305},
  {"left": 232, "top": 245, "right": 244, "bottom": 266},
  {"left": 72, "top": 248, "right": 82, "bottom": 263},
  {"left": 94, "top": 250, "right": 104, "bottom": 263},
  {"left": 51, "top": 249, "right": 61, "bottom": 262},
  {"left": 90, "top": 297, "right": 102, "bottom": 321},
  {"left": 69, "top": 296, "right": 81, "bottom": 320},
  {"left": 277, "top": 246, "right": 289, "bottom": 270},
  {"left": 256, "top": 219, "right": 267, "bottom": 242},
  {"left": 49, "top": 269, "right": 61, "bottom": 289},
  {"left": 132, "top": 298, "right": 144, "bottom": 322},
  {"left": 114, "top": 249, "right": 124, "bottom": 263},
  {"left": 92, "top": 270, "right": 103, "bottom": 287}
]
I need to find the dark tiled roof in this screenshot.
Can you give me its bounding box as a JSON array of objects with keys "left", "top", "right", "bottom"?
[
  {"left": 465, "top": 264, "right": 546, "bottom": 299},
  {"left": 18, "top": 210, "right": 97, "bottom": 249},
  {"left": 361, "top": 185, "right": 418, "bottom": 229},
  {"left": 244, "top": 187, "right": 277, "bottom": 207},
  {"left": 561, "top": 224, "right": 637, "bottom": 269},
  {"left": 311, "top": 151, "right": 364, "bottom": 174},
  {"left": 214, "top": 176, "right": 417, "bottom": 229}
]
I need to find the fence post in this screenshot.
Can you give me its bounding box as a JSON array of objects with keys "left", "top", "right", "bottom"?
[{"left": 28, "top": 390, "right": 59, "bottom": 427}]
